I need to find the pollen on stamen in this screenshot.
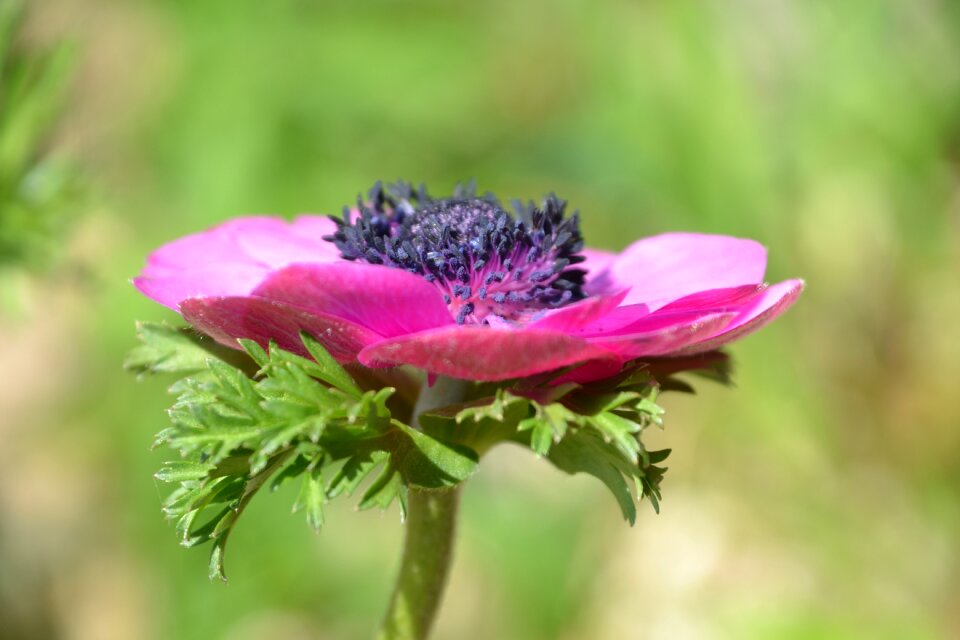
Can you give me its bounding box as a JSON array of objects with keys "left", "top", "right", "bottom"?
[{"left": 324, "top": 181, "right": 588, "bottom": 325}]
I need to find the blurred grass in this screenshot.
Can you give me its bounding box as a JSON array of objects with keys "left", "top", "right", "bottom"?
[
  {"left": 0, "top": 0, "right": 82, "bottom": 281},
  {"left": 2, "top": 0, "right": 959, "bottom": 638}
]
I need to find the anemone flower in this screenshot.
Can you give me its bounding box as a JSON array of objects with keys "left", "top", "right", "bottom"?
[
  {"left": 134, "top": 182, "right": 802, "bottom": 382},
  {"left": 133, "top": 181, "right": 805, "bottom": 640}
]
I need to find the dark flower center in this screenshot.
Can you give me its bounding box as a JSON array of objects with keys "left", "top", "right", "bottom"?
[{"left": 324, "top": 181, "right": 588, "bottom": 324}]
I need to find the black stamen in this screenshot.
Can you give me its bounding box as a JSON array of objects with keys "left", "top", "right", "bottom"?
[{"left": 323, "top": 180, "right": 587, "bottom": 323}]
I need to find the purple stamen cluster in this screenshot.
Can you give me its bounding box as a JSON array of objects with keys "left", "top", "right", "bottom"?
[{"left": 324, "top": 181, "right": 588, "bottom": 324}]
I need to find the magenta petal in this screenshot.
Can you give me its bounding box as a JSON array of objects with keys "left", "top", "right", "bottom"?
[
  {"left": 180, "top": 296, "right": 382, "bottom": 362},
  {"left": 527, "top": 290, "right": 629, "bottom": 333},
  {"left": 140, "top": 217, "right": 277, "bottom": 273},
  {"left": 581, "top": 248, "right": 619, "bottom": 296},
  {"left": 676, "top": 279, "right": 805, "bottom": 354},
  {"left": 578, "top": 284, "right": 766, "bottom": 339},
  {"left": 587, "top": 312, "right": 737, "bottom": 359},
  {"left": 358, "top": 326, "right": 619, "bottom": 382},
  {"left": 233, "top": 217, "right": 341, "bottom": 266},
  {"left": 580, "top": 248, "right": 617, "bottom": 274},
  {"left": 144, "top": 216, "right": 338, "bottom": 273},
  {"left": 134, "top": 263, "right": 271, "bottom": 311},
  {"left": 610, "top": 233, "right": 768, "bottom": 308},
  {"left": 580, "top": 247, "right": 619, "bottom": 296},
  {"left": 656, "top": 283, "right": 769, "bottom": 313},
  {"left": 572, "top": 303, "right": 653, "bottom": 336},
  {"left": 548, "top": 358, "right": 627, "bottom": 385},
  {"left": 291, "top": 214, "right": 342, "bottom": 241},
  {"left": 252, "top": 262, "right": 454, "bottom": 338},
  {"left": 136, "top": 216, "right": 341, "bottom": 310}
]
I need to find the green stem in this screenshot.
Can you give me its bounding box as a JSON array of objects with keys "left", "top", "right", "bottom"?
[
  {"left": 377, "top": 485, "right": 461, "bottom": 640},
  {"left": 376, "top": 376, "right": 468, "bottom": 640}
]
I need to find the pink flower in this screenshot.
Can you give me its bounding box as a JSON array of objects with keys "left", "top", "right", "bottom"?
[{"left": 134, "top": 183, "right": 803, "bottom": 382}]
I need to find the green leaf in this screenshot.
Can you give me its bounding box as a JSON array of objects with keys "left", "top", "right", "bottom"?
[
  {"left": 548, "top": 430, "right": 638, "bottom": 524},
  {"left": 209, "top": 538, "right": 227, "bottom": 582},
  {"left": 647, "top": 448, "right": 671, "bottom": 464},
  {"left": 358, "top": 461, "right": 404, "bottom": 515},
  {"left": 519, "top": 416, "right": 555, "bottom": 457},
  {"left": 586, "top": 411, "right": 642, "bottom": 462},
  {"left": 134, "top": 323, "right": 471, "bottom": 577},
  {"left": 300, "top": 332, "right": 362, "bottom": 396},
  {"left": 125, "top": 323, "right": 217, "bottom": 375},
  {"left": 155, "top": 461, "right": 215, "bottom": 483},
  {"left": 132, "top": 316, "right": 684, "bottom": 580},
  {"left": 391, "top": 420, "right": 479, "bottom": 488},
  {"left": 327, "top": 451, "right": 386, "bottom": 499},
  {"left": 237, "top": 339, "right": 269, "bottom": 367},
  {"left": 518, "top": 402, "right": 579, "bottom": 456},
  {"left": 269, "top": 453, "right": 311, "bottom": 492},
  {"left": 454, "top": 389, "right": 526, "bottom": 424},
  {"left": 180, "top": 505, "right": 233, "bottom": 549},
  {"left": 292, "top": 457, "right": 325, "bottom": 531}
]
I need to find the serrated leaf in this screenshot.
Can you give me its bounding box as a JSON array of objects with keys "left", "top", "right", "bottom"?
[
  {"left": 647, "top": 448, "right": 671, "bottom": 464},
  {"left": 252, "top": 417, "right": 325, "bottom": 473},
  {"left": 155, "top": 460, "right": 214, "bottom": 483},
  {"left": 135, "top": 317, "right": 683, "bottom": 580},
  {"left": 566, "top": 390, "right": 641, "bottom": 416},
  {"left": 587, "top": 411, "right": 642, "bottom": 462},
  {"left": 327, "top": 451, "right": 386, "bottom": 499},
  {"left": 165, "top": 426, "right": 264, "bottom": 449},
  {"left": 293, "top": 461, "right": 325, "bottom": 531},
  {"left": 300, "top": 332, "right": 363, "bottom": 397},
  {"left": 181, "top": 505, "right": 234, "bottom": 548},
  {"left": 358, "top": 462, "right": 402, "bottom": 512},
  {"left": 635, "top": 397, "right": 665, "bottom": 426},
  {"left": 210, "top": 507, "right": 239, "bottom": 539},
  {"left": 209, "top": 538, "right": 227, "bottom": 582},
  {"left": 454, "top": 390, "right": 525, "bottom": 424},
  {"left": 164, "top": 475, "right": 243, "bottom": 519},
  {"left": 238, "top": 339, "right": 269, "bottom": 367},
  {"left": 269, "top": 453, "right": 311, "bottom": 492},
  {"left": 392, "top": 420, "right": 479, "bottom": 488},
  {"left": 125, "top": 323, "right": 216, "bottom": 375},
  {"left": 657, "top": 377, "right": 696, "bottom": 394},
  {"left": 525, "top": 419, "right": 554, "bottom": 456},
  {"left": 547, "top": 430, "right": 638, "bottom": 524}
]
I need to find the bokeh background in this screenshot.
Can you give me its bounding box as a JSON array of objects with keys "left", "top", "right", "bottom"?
[{"left": 3, "top": 0, "right": 959, "bottom": 638}]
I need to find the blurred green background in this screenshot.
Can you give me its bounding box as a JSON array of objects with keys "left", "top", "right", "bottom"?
[{"left": 3, "top": 0, "right": 959, "bottom": 638}]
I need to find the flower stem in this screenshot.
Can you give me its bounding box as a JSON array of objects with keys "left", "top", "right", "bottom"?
[
  {"left": 377, "top": 485, "right": 461, "bottom": 640},
  {"left": 376, "top": 376, "right": 468, "bottom": 640}
]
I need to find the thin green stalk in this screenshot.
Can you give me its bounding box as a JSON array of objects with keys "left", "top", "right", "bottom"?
[{"left": 377, "top": 376, "right": 468, "bottom": 640}]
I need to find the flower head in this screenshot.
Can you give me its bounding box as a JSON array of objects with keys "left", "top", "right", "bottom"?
[
  {"left": 326, "top": 182, "right": 587, "bottom": 325},
  {"left": 134, "top": 181, "right": 803, "bottom": 382}
]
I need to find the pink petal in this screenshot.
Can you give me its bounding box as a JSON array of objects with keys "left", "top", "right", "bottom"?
[
  {"left": 610, "top": 233, "right": 768, "bottom": 308},
  {"left": 136, "top": 216, "right": 341, "bottom": 310},
  {"left": 234, "top": 218, "right": 341, "bottom": 266},
  {"left": 656, "top": 283, "right": 768, "bottom": 313},
  {"left": 180, "top": 296, "right": 382, "bottom": 362},
  {"left": 581, "top": 248, "right": 619, "bottom": 296},
  {"left": 139, "top": 217, "right": 275, "bottom": 274},
  {"left": 527, "top": 290, "right": 629, "bottom": 333},
  {"left": 587, "top": 312, "right": 737, "bottom": 359},
  {"left": 291, "top": 214, "right": 342, "bottom": 240},
  {"left": 571, "top": 303, "right": 653, "bottom": 336},
  {"left": 251, "top": 262, "right": 454, "bottom": 338},
  {"left": 359, "top": 326, "right": 619, "bottom": 382},
  {"left": 548, "top": 358, "right": 627, "bottom": 385},
  {"left": 580, "top": 248, "right": 617, "bottom": 272},
  {"left": 134, "top": 263, "right": 271, "bottom": 311},
  {"left": 577, "top": 284, "right": 768, "bottom": 338},
  {"left": 675, "top": 279, "right": 805, "bottom": 354}
]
